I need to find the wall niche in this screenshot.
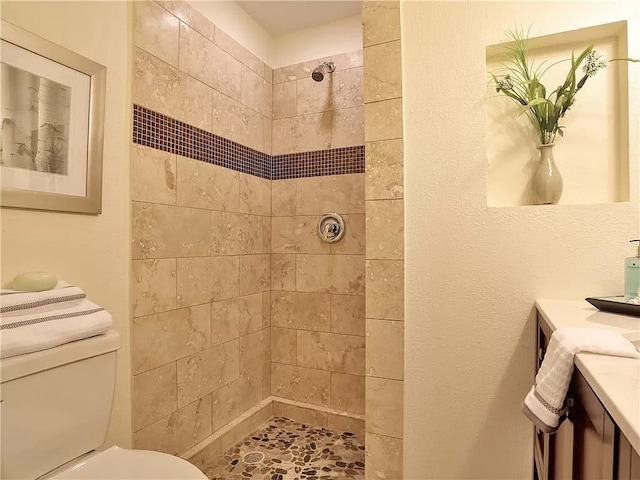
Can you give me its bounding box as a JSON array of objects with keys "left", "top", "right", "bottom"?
[{"left": 485, "top": 21, "right": 631, "bottom": 207}]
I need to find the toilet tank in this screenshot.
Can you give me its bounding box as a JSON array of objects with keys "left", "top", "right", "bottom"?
[{"left": 0, "top": 330, "right": 120, "bottom": 480}]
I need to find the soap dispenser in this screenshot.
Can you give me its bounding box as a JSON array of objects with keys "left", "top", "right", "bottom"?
[{"left": 625, "top": 240, "right": 640, "bottom": 299}]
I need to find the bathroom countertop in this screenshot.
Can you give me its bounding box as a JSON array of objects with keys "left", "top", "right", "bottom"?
[{"left": 535, "top": 299, "right": 640, "bottom": 455}]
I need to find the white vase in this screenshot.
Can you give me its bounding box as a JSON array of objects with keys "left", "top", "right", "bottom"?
[{"left": 532, "top": 143, "right": 563, "bottom": 205}]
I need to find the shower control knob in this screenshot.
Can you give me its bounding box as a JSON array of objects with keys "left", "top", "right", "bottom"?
[{"left": 318, "top": 213, "right": 345, "bottom": 243}]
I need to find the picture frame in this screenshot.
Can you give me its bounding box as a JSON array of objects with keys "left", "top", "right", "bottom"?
[{"left": 1, "top": 21, "right": 106, "bottom": 214}]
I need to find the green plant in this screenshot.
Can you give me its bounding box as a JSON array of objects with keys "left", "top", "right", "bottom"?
[{"left": 490, "top": 27, "right": 638, "bottom": 145}]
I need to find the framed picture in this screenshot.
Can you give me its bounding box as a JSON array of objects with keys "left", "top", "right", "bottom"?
[{"left": 1, "top": 21, "right": 106, "bottom": 214}]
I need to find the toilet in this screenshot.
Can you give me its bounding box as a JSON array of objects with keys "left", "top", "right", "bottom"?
[{"left": 0, "top": 330, "right": 207, "bottom": 480}]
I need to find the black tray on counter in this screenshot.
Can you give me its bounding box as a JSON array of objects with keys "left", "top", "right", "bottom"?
[{"left": 585, "top": 296, "right": 640, "bottom": 318}]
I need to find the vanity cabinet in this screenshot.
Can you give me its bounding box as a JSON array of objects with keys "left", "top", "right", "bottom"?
[{"left": 534, "top": 315, "right": 640, "bottom": 480}]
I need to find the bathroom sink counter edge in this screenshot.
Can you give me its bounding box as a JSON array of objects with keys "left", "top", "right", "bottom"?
[{"left": 535, "top": 299, "right": 640, "bottom": 456}]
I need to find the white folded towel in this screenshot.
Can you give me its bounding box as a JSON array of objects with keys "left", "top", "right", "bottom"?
[
  {"left": 0, "top": 298, "right": 112, "bottom": 359},
  {"left": 522, "top": 327, "right": 640, "bottom": 433},
  {"left": 0, "top": 281, "right": 86, "bottom": 317}
]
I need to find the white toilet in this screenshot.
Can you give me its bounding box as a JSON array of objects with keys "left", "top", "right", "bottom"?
[{"left": 0, "top": 330, "right": 208, "bottom": 480}]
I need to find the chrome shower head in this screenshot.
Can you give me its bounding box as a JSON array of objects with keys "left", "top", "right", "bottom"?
[{"left": 311, "top": 61, "right": 336, "bottom": 82}]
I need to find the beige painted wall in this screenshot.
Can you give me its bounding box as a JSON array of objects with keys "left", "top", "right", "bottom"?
[
  {"left": 402, "top": 2, "right": 639, "bottom": 478},
  {"left": 0, "top": 1, "right": 132, "bottom": 448}
]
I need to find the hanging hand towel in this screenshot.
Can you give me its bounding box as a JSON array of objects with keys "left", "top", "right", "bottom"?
[
  {"left": 0, "top": 281, "right": 86, "bottom": 317},
  {"left": 522, "top": 327, "right": 640, "bottom": 433}
]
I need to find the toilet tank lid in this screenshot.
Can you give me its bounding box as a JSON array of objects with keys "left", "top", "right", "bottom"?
[{"left": 1, "top": 329, "right": 120, "bottom": 383}]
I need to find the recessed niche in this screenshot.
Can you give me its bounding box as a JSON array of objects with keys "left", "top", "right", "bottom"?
[{"left": 485, "top": 21, "right": 630, "bottom": 207}]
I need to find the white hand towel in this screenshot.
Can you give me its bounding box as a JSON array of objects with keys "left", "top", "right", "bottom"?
[
  {"left": 0, "top": 298, "right": 112, "bottom": 358},
  {"left": 522, "top": 327, "right": 640, "bottom": 433},
  {"left": 0, "top": 281, "right": 86, "bottom": 317}
]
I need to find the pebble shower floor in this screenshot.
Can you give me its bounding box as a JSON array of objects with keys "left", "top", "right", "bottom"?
[{"left": 202, "top": 417, "right": 365, "bottom": 480}]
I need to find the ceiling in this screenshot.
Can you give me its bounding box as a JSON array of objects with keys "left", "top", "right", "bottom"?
[{"left": 236, "top": 1, "right": 362, "bottom": 36}]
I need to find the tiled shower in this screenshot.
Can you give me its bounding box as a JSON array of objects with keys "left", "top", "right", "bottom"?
[{"left": 130, "top": 1, "right": 404, "bottom": 478}]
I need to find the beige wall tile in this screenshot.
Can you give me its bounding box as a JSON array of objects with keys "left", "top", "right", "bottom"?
[
  {"left": 328, "top": 414, "right": 365, "bottom": 437},
  {"left": 366, "top": 260, "right": 404, "bottom": 321},
  {"left": 271, "top": 253, "right": 296, "bottom": 291},
  {"left": 132, "top": 304, "right": 211, "bottom": 374},
  {"left": 366, "top": 199, "right": 404, "bottom": 260},
  {"left": 176, "top": 156, "right": 239, "bottom": 211},
  {"left": 239, "top": 254, "right": 270, "bottom": 295},
  {"left": 262, "top": 291, "right": 271, "bottom": 327},
  {"left": 273, "top": 57, "right": 330, "bottom": 84},
  {"left": 187, "top": 438, "right": 221, "bottom": 471},
  {"left": 362, "top": 1, "right": 401, "bottom": 47},
  {"left": 296, "top": 174, "right": 364, "bottom": 215},
  {"left": 273, "top": 81, "right": 297, "bottom": 119},
  {"left": 263, "top": 64, "right": 273, "bottom": 83},
  {"left": 132, "top": 202, "right": 210, "bottom": 259},
  {"left": 176, "top": 257, "right": 213, "bottom": 307},
  {"left": 331, "top": 214, "right": 365, "bottom": 255},
  {"left": 271, "top": 291, "right": 331, "bottom": 331},
  {"left": 262, "top": 116, "right": 272, "bottom": 155},
  {"left": 273, "top": 401, "right": 329, "bottom": 427},
  {"left": 219, "top": 403, "right": 273, "bottom": 452},
  {"left": 131, "top": 144, "right": 177, "bottom": 205},
  {"left": 271, "top": 326, "right": 296, "bottom": 365},
  {"left": 156, "top": 0, "right": 214, "bottom": 41},
  {"left": 211, "top": 298, "right": 239, "bottom": 346},
  {"left": 297, "top": 331, "right": 365, "bottom": 375},
  {"left": 332, "top": 50, "right": 364, "bottom": 71},
  {"left": 272, "top": 216, "right": 329, "bottom": 254},
  {"left": 211, "top": 255, "right": 240, "bottom": 301},
  {"left": 296, "top": 254, "right": 365, "bottom": 295},
  {"left": 364, "top": 98, "right": 403, "bottom": 143},
  {"left": 211, "top": 212, "right": 269, "bottom": 255},
  {"left": 241, "top": 65, "right": 272, "bottom": 118},
  {"left": 210, "top": 376, "right": 259, "bottom": 432},
  {"left": 214, "top": 27, "right": 264, "bottom": 76},
  {"left": 133, "top": 1, "right": 179, "bottom": 67},
  {"left": 365, "top": 139, "right": 404, "bottom": 200},
  {"left": 365, "top": 433, "right": 403, "bottom": 480},
  {"left": 271, "top": 363, "right": 330, "bottom": 407},
  {"left": 132, "top": 258, "right": 177, "bottom": 317},
  {"left": 133, "top": 394, "right": 213, "bottom": 455},
  {"left": 331, "top": 295, "right": 365, "bottom": 336},
  {"left": 211, "top": 89, "right": 265, "bottom": 153},
  {"left": 179, "top": 23, "right": 241, "bottom": 101},
  {"left": 331, "top": 372, "right": 365, "bottom": 414},
  {"left": 272, "top": 112, "right": 332, "bottom": 155},
  {"left": 364, "top": 41, "right": 402, "bottom": 103},
  {"left": 134, "top": 48, "right": 212, "bottom": 131},
  {"left": 239, "top": 173, "right": 271, "bottom": 216},
  {"left": 296, "top": 76, "right": 331, "bottom": 115},
  {"left": 240, "top": 328, "right": 270, "bottom": 375},
  {"left": 211, "top": 293, "right": 262, "bottom": 345},
  {"left": 133, "top": 362, "right": 177, "bottom": 431},
  {"left": 366, "top": 377, "right": 403, "bottom": 438},
  {"left": 177, "top": 340, "right": 240, "bottom": 407},
  {"left": 330, "top": 68, "right": 364, "bottom": 110},
  {"left": 272, "top": 179, "right": 297, "bottom": 216},
  {"left": 331, "top": 106, "right": 364, "bottom": 149},
  {"left": 367, "top": 319, "right": 404, "bottom": 380}
]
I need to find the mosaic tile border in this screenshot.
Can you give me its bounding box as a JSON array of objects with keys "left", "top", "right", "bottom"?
[{"left": 132, "top": 104, "right": 365, "bottom": 180}]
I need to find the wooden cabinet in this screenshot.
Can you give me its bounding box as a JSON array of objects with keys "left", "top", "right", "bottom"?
[{"left": 534, "top": 314, "right": 640, "bottom": 480}]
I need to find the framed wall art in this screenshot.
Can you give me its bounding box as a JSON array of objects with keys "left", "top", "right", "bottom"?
[{"left": 1, "top": 21, "right": 106, "bottom": 214}]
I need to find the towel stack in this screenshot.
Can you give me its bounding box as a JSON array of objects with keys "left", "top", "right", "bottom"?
[
  {"left": 522, "top": 327, "right": 640, "bottom": 433},
  {"left": 0, "top": 282, "right": 112, "bottom": 359}
]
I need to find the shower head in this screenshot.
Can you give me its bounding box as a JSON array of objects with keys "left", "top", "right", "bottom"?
[{"left": 311, "top": 61, "right": 336, "bottom": 82}]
